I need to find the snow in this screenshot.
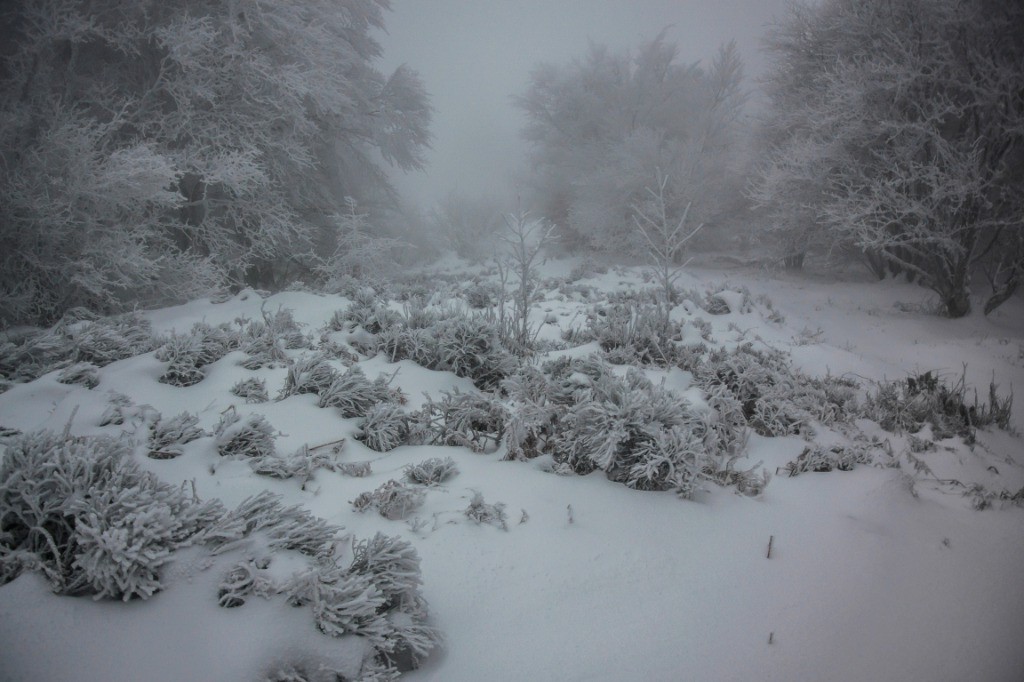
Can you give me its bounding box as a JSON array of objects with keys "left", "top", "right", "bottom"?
[{"left": 2, "top": 259, "right": 1023, "bottom": 681}]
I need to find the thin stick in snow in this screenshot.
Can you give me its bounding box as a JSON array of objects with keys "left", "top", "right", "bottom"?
[{"left": 767, "top": 534, "right": 774, "bottom": 559}]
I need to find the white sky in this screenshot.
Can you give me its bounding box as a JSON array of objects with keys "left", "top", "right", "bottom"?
[{"left": 375, "top": 0, "right": 791, "bottom": 210}]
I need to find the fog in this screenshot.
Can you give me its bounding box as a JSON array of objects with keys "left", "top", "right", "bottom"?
[{"left": 376, "top": 0, "right": 790, "bottom": 209}]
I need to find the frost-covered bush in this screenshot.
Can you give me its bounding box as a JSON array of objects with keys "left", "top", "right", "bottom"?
[
  {"left": 588, "top": 303, "right": 684, "bottom": 366},
  {"left": 238, "top": 306, "right": 308, "bottom": 370},
  {"left": 352, "top": 480, "right": 426, "bottom": 520},
  {"left": 335, "top": 291, "right": 403, "bottom": 336},
  {"left": 464, "top": 492, "right": 507, "bottom": 530},
  {"left": 215, "top": 411, "right": 277, "bottom": 459},
  {"left": 231, "top": 377, "right": 269, "bottom": 403},
  {"left": 464, "top": 281, "right": 500, "bottom": 309},
  {"left": 0, "top": 429, "right": 221, "bottom": 599},
  {"left": 205, "top": 490, "right": 338, "bottom": 558},
  {"left": 0, "top": 311, "right": 154, "bottom": 384},
  {"left": 277, "top": 354, "right": 338, "bottom": 400},
  {"left": 156, "top": 321, "right": 240, "bottom": 386},
  {"left": 412, "top": 390, "right": 507, "bottom": 453},
  {"left": 318, "top": 366, "right": 401, "bottom": 418},
  {"left": 248, "top": 445, "right": 341, "bottom": 487},
  {"left": 785, "top": 444, "right": 875, "bottom": 476},
  {"left": 373, "top": 308, "right": 517, "bottom": 391},
  {"left": 863, "top": 370, "right": 1013, "bottom": 441},
  {"left": 504, "top": 355, "right": 732, "bottom": 497},
  {"left": 338, "top": 461, "right": 373, "bottom": 478},
  {"left": 208, "top": 495, "right": 438, "bottom": 671},
  {"left": 357, "top": 403, "right": 411, "bottom": 452},
  {"left": 404, "top": 457, "right": 459, "bottom": 486},
  {"left": 98, "top": 391, "right": 134, "bottom": 426},
  {"left": 148, "top": 411, "right": 207, "bottom": 459},
  {"left": 691, "top": 344, "right": 858, "bottom": 437},
  {"left": 57, "top": 362, "right": 99, "bottom": 388}
]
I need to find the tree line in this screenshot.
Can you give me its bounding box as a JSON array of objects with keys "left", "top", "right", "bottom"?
[{"left": 2, "top": 0, "right": 1021, "bottom": 326}]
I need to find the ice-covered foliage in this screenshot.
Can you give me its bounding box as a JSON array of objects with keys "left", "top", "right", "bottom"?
[
  {"left": 0, "top": 311, "right": 154, "bottom": 385},
  {"left": 148, "top": 411, "right": 207, "bottom": 459},
  {"left": 57, "top": 362, "right": 100, "bottom": 389},
  {"left": 205, "top": 490, "right": 338, "bottom": 558},
  {"left": 377, "top": 310, "right": 517, "bottom": 391},
  {"left": 404, "top": 457, "right": 459, "bottom": 487},
  {"left": 689, "top": 344, "right": 858, "bottom": 437},
  {"left": 277, "top": 354, "right": 338, "bottom": 400},
  {"left": 319, "top": 366, "right": 401, "bottom": 418},
  {"left": 784, "top": 445, "right": 876, "bottom": 477},
  {"left": 98, "top": 392, "right": 135, "bottom": 427},
  {"left": 587, "top": 303, "right": 685, "bottom": 366},
  {"left": 215, "top": 411, "right": 277, "bottom": 459},
  {"left": 207, "top": 495, "right": 438, "bottom": 671},
  {"left": 464, "top": 492, "right": 508, "bottom": 530},
  {"left": 238, "top": 307, "right": 309, "bottom": 370},
  {"left": 0, "top": 429, "right": 221, "bottom": 600},
  {"left": 357, "top": 403, "right": 411, "bottom": 452},
  {"left": 231, "top": 377, "right": 270, "bottom": 404},
  {"left": 248, "top": 445, "right": 342, "bottom": 487},
  {"left": 863, "top": 371, "right": 1013, "bottom": 441},
  {"left": 504, "top": 355, "right": 735, "bottom": 497},
  {"left": 352, "top": 481, "right": 426, "bottom": 521},
  {"left": 411, "top": 390, "right": 507, "bottom": 453},
  {"left": 156, "top": 322, "right": 240, "bottom": 387}
]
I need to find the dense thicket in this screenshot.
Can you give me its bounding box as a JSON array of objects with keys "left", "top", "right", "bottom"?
[
  {"left": 0, "top": 0, "right": 431, "bottom": 326},
  {"left": 515, "top": 33, "right": 748, "bottom": 255},
  {"left": 751, "top": 0, "right": 1024, "bottom": 317}
]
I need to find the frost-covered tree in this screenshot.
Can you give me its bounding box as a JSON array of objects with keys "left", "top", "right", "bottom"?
[
  {"left": 0, "top": 0, "right": 431, "bottom": 325},
  {"left": 751, "top": 0, "right": 1024, "bottom": 316},
  {"left": 515, "top": 33, "right": 746, "bottom": 254}
]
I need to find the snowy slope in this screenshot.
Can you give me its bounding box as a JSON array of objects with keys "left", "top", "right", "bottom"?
[{"left": 1, "top": 260, "right": 1022, "bottom": 682}]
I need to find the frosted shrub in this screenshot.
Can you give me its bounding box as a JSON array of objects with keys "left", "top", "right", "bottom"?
[
  {"left": 148, "top": 411, "right": 206, "bottom": 459},
  {"left": 66, "top": 313, "right": 154, "bottom": 365},
  {"left": 352, "top": 480, "right": 425, "bottom": 520},
  {"left": 464, "top": 492, "right": 507, "bottom": 530},
  {"left": 277, "top": 354, "right": 337, "bottom": 400},
  {"left": 248, "top": 445, "right": 340, "bottom": 487},
  {"left": 0, "top": 429, "right": 221, "bottom": 599},
  {"left": 376, "top": 309, "right": 517, "bottom": 391},
  {"left": 215, "top": 411, "right": 277, "bottom": 459},
  {"left": 57, "top": 362, "right": 99, "bottom": 388},
  {"left": 205, "top": 490, "right": 339, "bottom": 557},
  {"left": 357, "top": 402, "right": 411, "bottom": 452},
  {"left": 319, "top": 366, "right": 400, "bottom": 418},
  {"left": 404, "top": 457, "right": 459, "bottom": 486},
  {"left": 588, "top": 303, "right": 683, "bottom": 366},
  {"left": 98, "top": 391, "right": 133, "bottom": 426},
  {"left": 206, "top": 496, "right": 438, "bottom": 671},
  {"left": 0, "top": 311, "right": 153, "bottom": 384},
  {"left": 863, "top": 370, "right": 1013, "bottom": 441},
  {"left": 336, "top": 293, "right": 403, "bottom": 336},
  {"left": 412, "top": 389, "right": 507, "bottom": 453},
  {"left": 691, "top": 344, "right": 857, "bottom": 437},
  {"left": 464, "top": 281, "right": 500, "bottom": 309},
  {"left": 338, "top": 461, "right": 373, "bottom": 478},
  {"left": 785, "top": 444, "right": 875, "bottom": 476},
  {"left": 504, "top": 355, "right": 731, "bottom": 496},
  {"left": 157, "top": 322, "right": 240, "bottom": 386},
  {"left": 231, "top": 377, "right": 269, "bottom": 403},
  {"left": 156, "top": 321, "right": 239, "bottom": 366},
  {"left": 238, "top": 306, "right": 308, "bottom": 370}
]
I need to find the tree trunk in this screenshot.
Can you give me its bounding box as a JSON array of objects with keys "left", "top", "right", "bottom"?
[
  {"left": 983, "top": 274, "right": 1019, "bottom": 315},
  {"left": 943, "top": 293, "right": 971, "bottom": 318},
  {"left": 783, "top": 251, "right": 805, "bottom": 270}
]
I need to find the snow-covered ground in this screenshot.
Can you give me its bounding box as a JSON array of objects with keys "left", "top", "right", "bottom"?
[{"left": 2, "top": 258, "right": 1022, "bottom": 681}]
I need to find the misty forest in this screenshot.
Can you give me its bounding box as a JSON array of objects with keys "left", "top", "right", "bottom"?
[{"left": 0, "top": 1, "right": 1022, "bottom": 680}]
